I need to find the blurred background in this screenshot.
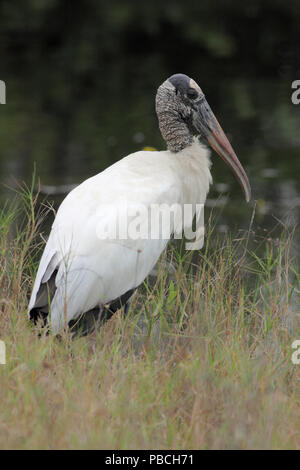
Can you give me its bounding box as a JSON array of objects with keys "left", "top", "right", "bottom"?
[{"left": 0, "top": 0, "right": 300, "bottom": 242}]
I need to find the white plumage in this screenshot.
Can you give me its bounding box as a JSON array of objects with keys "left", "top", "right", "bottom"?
[{"left": 29, "top": 140, "right": 211, "bottom": 334}]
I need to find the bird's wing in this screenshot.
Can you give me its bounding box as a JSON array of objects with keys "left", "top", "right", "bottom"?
[{"left": 28, "top": 150, "right": 182, "bottom": 334}]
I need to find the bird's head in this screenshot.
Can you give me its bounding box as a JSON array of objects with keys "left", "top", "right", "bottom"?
[{"left": 156, "top": 73, "right": 251, "bottom": 202}]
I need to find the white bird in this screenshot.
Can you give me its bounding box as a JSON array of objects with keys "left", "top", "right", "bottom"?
[{"left": 28, "top": 73, "right": 251, "bottom": 335}]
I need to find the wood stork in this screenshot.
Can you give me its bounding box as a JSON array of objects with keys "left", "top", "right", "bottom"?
[{"left": 28, "top": 73, "right": 251, "bottom": 335}]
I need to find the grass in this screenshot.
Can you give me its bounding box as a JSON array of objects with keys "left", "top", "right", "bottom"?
[{"left": 0, "top": 183, "right": 299, "bottom": 449}]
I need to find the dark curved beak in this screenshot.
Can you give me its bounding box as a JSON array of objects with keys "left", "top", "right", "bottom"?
[{"left": 193, "top": 98, "right": 251, "bottom": 202}]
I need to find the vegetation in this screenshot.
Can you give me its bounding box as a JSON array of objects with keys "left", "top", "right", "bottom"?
[{"left": 0, "top": 186, "right": 299, "bottom": 449}]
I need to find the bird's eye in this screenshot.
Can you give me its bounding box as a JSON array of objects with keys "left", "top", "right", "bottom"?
[{"left": 187, "top": 88, "right": 198, "bottom": 100}]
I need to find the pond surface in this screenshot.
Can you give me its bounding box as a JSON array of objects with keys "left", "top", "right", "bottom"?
[{"left": 0, "top": 67, "right": 299, "bottom": 255}]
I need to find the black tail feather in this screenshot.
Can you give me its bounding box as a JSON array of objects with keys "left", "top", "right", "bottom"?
[{"left": 68, "top": 287, "right": 136, "bottom": 337}]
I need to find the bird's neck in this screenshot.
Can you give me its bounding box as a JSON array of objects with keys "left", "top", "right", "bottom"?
[{"left": 157, "top": 111, "right": 193, "bottom": 152}]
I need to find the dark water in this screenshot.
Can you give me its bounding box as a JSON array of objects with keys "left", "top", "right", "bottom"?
[{"left": 0, "top": 70, "right": 299, "bottom": 254}]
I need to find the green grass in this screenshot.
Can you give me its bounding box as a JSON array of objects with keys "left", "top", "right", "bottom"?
[{"left": 0, "top": 184, "right": 299, "bottom": 449}]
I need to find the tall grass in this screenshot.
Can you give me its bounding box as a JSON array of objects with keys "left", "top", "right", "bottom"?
[{"left": 0, "top": 185, "right": 299, "bottom": 449}]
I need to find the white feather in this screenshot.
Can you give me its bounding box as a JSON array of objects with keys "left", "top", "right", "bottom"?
[{"left": 29, "top": 139, "right": 212, "bottom": 334}]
